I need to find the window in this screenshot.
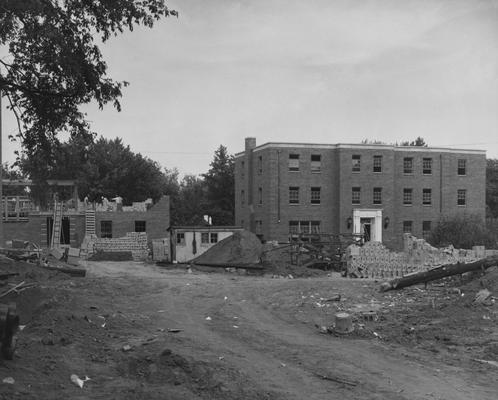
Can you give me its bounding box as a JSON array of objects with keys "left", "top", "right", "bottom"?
[
  {"left": 373, "top": 187, "right": 382, "bottom": 205},
  {"left": 422, "top": 189, "right": 432, "bottom": 205},
  {"left": 289, "top": 221, "right": 321, "bottom": 234},
  {"left": 423, "top": 158, "right": 432, "bottom": 175},
  {"left": 176, "top": 232, "right": 185, "bottom": 246},
  {"left": 311, "top": 187, "right": 321, "bottom": 204},
  {"left": 201, "top": 232, "right": 209, "bottom": 244},
  {"left": 403, "top": 157, "right": 413, "bottom": 174},
  {"left": 134, "top": 220, "right": 146, "bottom": 232},
  {"left": 289, "top": 221, "right": 299, "bottom": 234},
  {"left": 289, "top": 154, "right": 300, "bottom": 171},
  {"left": 258, "top": 187, "right": 262, "bottom": 205},
  {"left": 458, "top": 159, "right": 466, "bottom": 176},
  {"left": 255, "top": 220, "right": 262, "bottom": 234},
  {"left": 373, "top": 155, "right": 382, "bottom": 173},
  {"left": 241, "top": 190, "right": 245, "bottom": 206},
  {"left": 210, "top": 233, "right": 218, "bottom": 243},
  {"left": 311, "top": 154, "right": 321, "bottom": 173},
  {"left": 241, "top": 161, "right": 245, "bottom": 178},
  {"left": 403, "top": 221, "right": 413, "bottom": 233},
  {"left": 352, "top": 155, "right": 361, "bottom": 172},
  {"left": 258, "top": 156, "right": 263, "bottom": 175},
  {"left": 422, "top": 221, "right": 432, "bottom": 240},
  {"left": 403, "top": 188, "right": 413, "bottom": 205},
  {"left": 100, "top": 220, "right": 112, "bottom": 238},
  {"left": 289, "top": 187, "right": 299, "bottom": 204},
  {"left": 457, "top": 189, "right": 466, "bottom": 206},
  {"left": 352, "top": 187, "right": 361, "bottom": 205}
]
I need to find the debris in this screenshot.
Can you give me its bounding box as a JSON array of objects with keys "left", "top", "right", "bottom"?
[
  {"left": 232, "top": 325, "right": 239, "bottom": 329},
  {"left": 2, "top": 377, "right": 15, "bottom": 384},
  {"left": 167, "top": 328, "right": 182, "bottom": 333},
  {"left": 122, "top": 344, "right": 132, "bottom": 352},
  {"left": 224, "top": 296, "right": 228, "bottom": 301},
  {"left": 473, "top": 359, "right": 498, "bottom": 368},
  {"left": 205, "top": 316, "right": 212, "bottom": 321},
  {"left": 280, "top": 362, "right": 286, "bottom": 367},
  {"left": 474, "top": 289, "right": 492, "bottom": 304},
  {"left": 333, "top": 312, "right": 353, "bottom": 334},
  {"left": 0, "top": 281, "right": 26, "bottom": 298},
  {"left": 218, "top": 356, "right": 224, "bottom": 360},
  {"left": 313, "top": 372, "right": 358, "bottom": 386},
  {"left": 379, "top": 256, "right": 498, "bottom": 292},
  {"left": 323, "top": 294, "right": 341, "bottom": 302},
  {"left": 70, "top": 374, "right": 90, "bottom": 388}
]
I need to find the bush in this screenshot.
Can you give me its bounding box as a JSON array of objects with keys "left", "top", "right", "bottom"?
[{"left": 429, "top": 214, "right": 498, "bottom": 249}]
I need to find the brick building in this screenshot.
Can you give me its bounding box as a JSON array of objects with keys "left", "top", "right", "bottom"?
[
  {"left": 2, "top": 183, "right": 170, "bottom": 249},
  {"left": 235, "top": 137, "right": 486, "bottom": 250}
]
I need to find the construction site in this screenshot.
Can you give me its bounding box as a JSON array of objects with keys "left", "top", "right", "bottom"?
[{"left": 0, "top": 196, "right": 497, "bottom": 399}]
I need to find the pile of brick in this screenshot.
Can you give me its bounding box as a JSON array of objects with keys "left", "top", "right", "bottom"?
[
  {"left": 87, "top": 232, "right": 149, "bottom": 261},
  {"left": 347, "top": 234, "right": 484, "bottom": 279}
]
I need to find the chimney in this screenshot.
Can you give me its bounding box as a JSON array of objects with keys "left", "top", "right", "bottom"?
[{"left": 245, "top": 137, "right": 256, "bottom": 151}]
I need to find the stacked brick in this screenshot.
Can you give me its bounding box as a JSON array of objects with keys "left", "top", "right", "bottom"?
[
  {"left": 347, "top": 234, "right": 483, "bottom": 279},
  {"left": 87, "top": 232, "right": 149, "bottom": 260}
]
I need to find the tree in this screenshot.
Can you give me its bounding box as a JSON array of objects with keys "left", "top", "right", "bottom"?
[
  {"left": 399, "top": 137, "right": 428, "bottom": 147},
  {"left": 429, "top": 213, "right": 497, "bottom": 249},
  {"left": 203, "top": 145, "right": 235, "bottom": 225},
  {"left": 486, "top": 159, "right": 498, "bottom": 218},
  {"left": 172, "top": 174, "right": 208, "bottom": 226},
  {"left": 19, "top": 136, "right": 168, "bottom": 205},
  {"left": 0, "top": 0, "right": 176, "bottom": 163}
]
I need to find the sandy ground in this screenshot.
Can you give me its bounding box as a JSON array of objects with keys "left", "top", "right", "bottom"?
[{"left": 0, "top": 259, "right": 497, "bottom": 399}]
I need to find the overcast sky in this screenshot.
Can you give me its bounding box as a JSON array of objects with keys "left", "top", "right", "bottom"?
[{"left": 2, "top": 0, "right": 498, "bottom": 175}]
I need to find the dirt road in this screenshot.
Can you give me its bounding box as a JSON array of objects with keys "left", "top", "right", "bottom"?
[{"left": 1, "top": 260, "right": 497, "bottom": 399}]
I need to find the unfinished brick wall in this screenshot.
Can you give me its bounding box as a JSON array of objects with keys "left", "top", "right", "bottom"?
[
  {"left": 347, "top": 234, "right": 483, "bottom": 278},
  {"left": 85, "top": 232, "right": 149, "bottom": 260}
]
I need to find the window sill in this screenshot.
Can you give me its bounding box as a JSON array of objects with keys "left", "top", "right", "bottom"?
[
  {"left": 423, "top": 204, "right": 432, "bottom": 207},
  {"left": 423, "top": 173, "right": 432, "bottom": 176},
  {"left": 403, "top": 204, "right": 413, "bottom": 206},
  {"left": 311, "top": 203, "right": 321, "bottom": 205},
  {"left": 289, "top": 203, "right": 300, "bottom": 206},
  {"left": 403, "top": 173, "right": 414, "bottom": 176}
]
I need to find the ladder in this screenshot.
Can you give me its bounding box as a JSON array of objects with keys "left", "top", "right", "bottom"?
[
  {"left": 85, "top": 208, "right": 96, "bottom": 236},
  {"left": 50, "top": 200, "right": 63, "bottom": 249}
]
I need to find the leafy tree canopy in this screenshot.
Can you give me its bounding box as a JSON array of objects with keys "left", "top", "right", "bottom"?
[
  {"left": 399, "top": 137, "right": 428, "bottom": 147},
  {"left": 20, "top": 136, "right": 167, "bottom": 205},
  {"left": 0, "top": 0, "right": 176, "bottom": 162},
  {"left": 203, "top": 145, "right": 234, "bottom": 225}
]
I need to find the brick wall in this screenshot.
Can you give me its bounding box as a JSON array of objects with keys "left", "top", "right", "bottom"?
[
  {"left": 95, "top": 196, "right": 170, "bottom": 243},
  {"left": 235, "top": 139, "right": 486, "bottom": 250}
]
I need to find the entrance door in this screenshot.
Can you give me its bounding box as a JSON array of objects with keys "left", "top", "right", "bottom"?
[
  {"left": 353, "top": 209, "right": 382, "bottom": 242},
  {"left": 360, "top": 218, "right": 372, "bottom": 242}
]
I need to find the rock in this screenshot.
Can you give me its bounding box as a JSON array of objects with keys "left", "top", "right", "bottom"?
[{"left": 122, "top": 344, "right": 132, "bottom": 352}]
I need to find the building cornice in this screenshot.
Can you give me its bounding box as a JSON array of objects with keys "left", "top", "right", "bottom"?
[{"left": 234, "top": 142, "right": 485, "bottom": 157}]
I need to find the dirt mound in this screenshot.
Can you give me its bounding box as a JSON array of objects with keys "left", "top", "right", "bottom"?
[
  {"left": 261, "top": 244, "right": 328, "bottom": 277},
  {"left": 192, "top": 230, "right": 262, "bottom": 265}
]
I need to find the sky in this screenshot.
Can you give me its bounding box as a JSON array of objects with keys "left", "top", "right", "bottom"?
[{"left": 2, "top": 0, "right": 498, "bottom": 176}]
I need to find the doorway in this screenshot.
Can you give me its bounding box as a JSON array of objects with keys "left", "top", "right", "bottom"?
[
  {"left": 360, "top": 218, "right": 372, "bottom": 242},
  {"left": 46, "top": 216, "right": 71, "bottom": 246}
]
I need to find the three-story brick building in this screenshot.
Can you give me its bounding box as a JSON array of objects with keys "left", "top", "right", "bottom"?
[{"left": 235, "top": 137, "right": 486, "bottom": 250}]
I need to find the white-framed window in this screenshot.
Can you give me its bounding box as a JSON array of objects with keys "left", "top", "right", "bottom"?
[
  {"left": 311, "top": 154, "right": 321, "bottom": 173},
  {"left": 403, "top": 221, "right": 413, "bottom": 233},
  {"left": 201, "top": 232, "right": 209, "bottom": 244},
  {"left": 352, "top": 155, "right": 361, "bottom": 172},
  {"left": 423, "top": 158, "right": 432, "bottom": 175},
  {"left": 403, "top": 157, "right": 413, "bottom": 174},
  {"left": 289, "top": 186, "right": 299, "bottom": 204},
  {"left": 288, "top": 154, "right": 299, "bottom": 171},
  {"left": 176, "top": 233, "right": 186, "bottom": 246},
  {"left": 458, "top": 159, "right": 466, "bottom": 176},
  {"left": 311, "top": 187, "right": 321, "bottom": 204},
  {"left": 422, "top": 188, "right": 432, "bottom": 205},
  {"left": 210, "top": 233, "right": 218, "bottom": 243},
  {"left": 352, "top": 187, "right": 361, "bottom": 204},
  {"left": 373, "top": 187, "right": 382, "bottom": 205},
  {"left": 373, "top": 155, "right": 382, "bottom": 173},
  {"left": 457, "top": 189, "right": 466, "bottom": 206},
  {"left": 403, "top": 188, "right": 413, "bottom": 205},
  {"left": 422, "top": 221, "right": 432, "bottom": 239}
]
